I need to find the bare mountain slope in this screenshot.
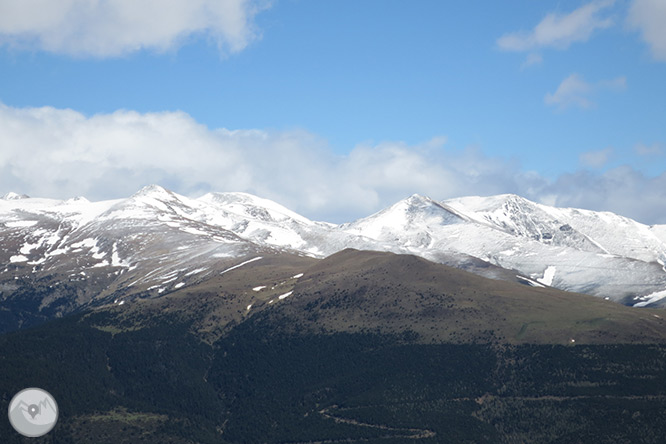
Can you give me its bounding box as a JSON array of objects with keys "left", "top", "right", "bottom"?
[{"left": 265, "top": 249, "right": 666, "bottom": 345}]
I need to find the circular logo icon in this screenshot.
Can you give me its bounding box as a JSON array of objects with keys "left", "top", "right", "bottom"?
[{"left": 8, "top": 388, "right": 58, "bottom": 437}]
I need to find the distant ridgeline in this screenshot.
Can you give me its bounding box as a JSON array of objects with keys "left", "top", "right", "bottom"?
[{"left": 1, "top": 185, "right": 666, "bottom": 340}]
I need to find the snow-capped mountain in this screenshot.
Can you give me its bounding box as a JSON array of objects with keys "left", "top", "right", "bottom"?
[
  {"left": 2, "top": 186, "right": 666, "bottom": 323},
  {"left": 0, "top": 185, "right": 387, "bottom": 327},
  {"left": 0, "top": 186, "right": 275, "bottom": 324},
  {"left": 341, "top": 194, "right": 666, "bottom": 306}
]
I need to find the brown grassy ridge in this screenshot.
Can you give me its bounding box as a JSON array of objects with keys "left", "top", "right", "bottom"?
[
  {"left": 272, "top": 249, "right": 666, "bottom": 345},
  {"left": 95, "top": 248, "right": 666, "bottom": 346}
]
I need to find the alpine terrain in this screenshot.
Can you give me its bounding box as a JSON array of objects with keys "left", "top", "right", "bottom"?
[{"left": 1, "top": 185, "right": 665, "bottom": 334}]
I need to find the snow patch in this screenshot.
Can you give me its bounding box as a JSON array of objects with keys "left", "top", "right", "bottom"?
[
  {"left": 156, "top": 269, "right": 184, "bottom": 280},
  {"left": 47, "top": 247, "right": 69, "bottom": 257},
  {"left": 111, "top": 243, "right": 130, "bottom": 267},
  {"left": 9, "top": 255, "right": 28, "bottom": 263},
  {"left": 174, "top": 282, "right": 185, "bottom": 289},
  {"left": 27, "top": 257, "right": 47, "bottom": 265},
  {"left": 20, "top": 241, "right": 42, "bottom": 255},
  {"left": 180, "top": 226, "right": 209, "bottom": 236},
  {"left": 292, "top": 273, "right": 304, "bottom": 279},
  {"left": 537, "top": 266, "right": 556, "bottom": 286},
  {"left": 71, "top": 238, "right": 106, "bottom": 260},
  {"left": 91, "top": 246, "right": 106, "bottom": 259},
  {"left": 212, "top": 236, "right": 235, "bottom": 243},
  {"left": 305, "top": 246, "right": 325, "bottom": 257},
  {"left": 220, "top": 257, "right": 262, "bottom": 274},
  {"left": 265, "top": 229, "right": 306, "bottom": 248},
  {"left": 5, "top": 220, "right": 38, "bottom": 228},
  {"left": 71, "top": 238, "right": 97, "bottom": 249},
  {"left": 517, "top": 275, "right": 545, "bottom": 288},
  {"left": 252, "top": 286, "right": 266, "bottom": 291},
  {"left": 185, "top": 268, "right": 207, "bottom": 276},
  {"left": 634, "top": 289, "right": 666, "bottom": 307},
  {"left": 278, "top": 291, "right": 293, "bottom": 300}
]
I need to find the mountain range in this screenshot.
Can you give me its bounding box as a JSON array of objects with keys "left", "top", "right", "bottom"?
[{"left": 2, "top": 184, "right": 666, "bottom": 333}]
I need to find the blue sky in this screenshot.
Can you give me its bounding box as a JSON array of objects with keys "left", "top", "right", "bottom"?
[{"left": 0, "top": 0, "right": 665, "bottom": 223}]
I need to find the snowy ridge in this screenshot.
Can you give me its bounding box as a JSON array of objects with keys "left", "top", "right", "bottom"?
[
  {"left": 2, "top": 185, "right": 666, "bottom": 308},
  {"left": 2, "top": 192, "right": 30, "bottom": 200},
  {"left": 341, "top": 193, "right": 666, "bottom": 305}
]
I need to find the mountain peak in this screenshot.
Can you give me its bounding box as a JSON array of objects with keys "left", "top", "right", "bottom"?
[
  {"left": 2, "top": 192, "right": 30, "bottom": 200},
  {"left": 448, "top": 193, "right": 532, "bottom": 210},
  {"left": 126, "top": 184, "right": 191, "bottom": 207},
  {"left": 65, "top": 196, "right": 90, "bottom": 204},
  {"left": 404, "top": 193, "right": 434, "bottom": 205},
  {"left": 497, "top": 193, "right": 537, "bottom": 208},
  {"left": 342, "top": 193, "right": 463, "bottom": 243},
  {"left": 199, "top": 191, "right": 313, "bottom": 225},
  {"left": 131, "top": 184, "right": 172, "bottom": 198}
]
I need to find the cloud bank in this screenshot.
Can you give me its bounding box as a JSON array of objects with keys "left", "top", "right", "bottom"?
[
  {"left": 544, "top": 168, "right": 666, "bottom": 225},
  {"left": 1, "top": 103, "right": 664, "bottom": 224},
  {"left": 0, "top": 0, "right": 269, "bottom": 57}
]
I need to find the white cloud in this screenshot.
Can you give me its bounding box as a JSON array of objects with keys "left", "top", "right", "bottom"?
[
  {"left": 545, "top": 73, "right": 626, "bottom": 110},
  {"left": 627, "top": 0, "right": 666, "bottom": 61},
  {"left": 579, "top": 147, "right": 613, "bottom": 168},
  {"left": 0, "top": 0, "right": 270, "bottom": 57},
  {"left": 521, "top": 53, "right": 543, "bottom": 69},
  {"left": 545, "top": 74, "right": 593, "bottom": 109},
  {"left": 634, "top": 143, "right": 664, "bottom": 156},
  {"left": 1, "top": 103, "right": 665, "bottom": 225},
  {"left": 543, "top": 167, "right": 666, "bottom": 224},
  {"left": 497, "top": 0, "right": 615, "bottom": 52}
]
